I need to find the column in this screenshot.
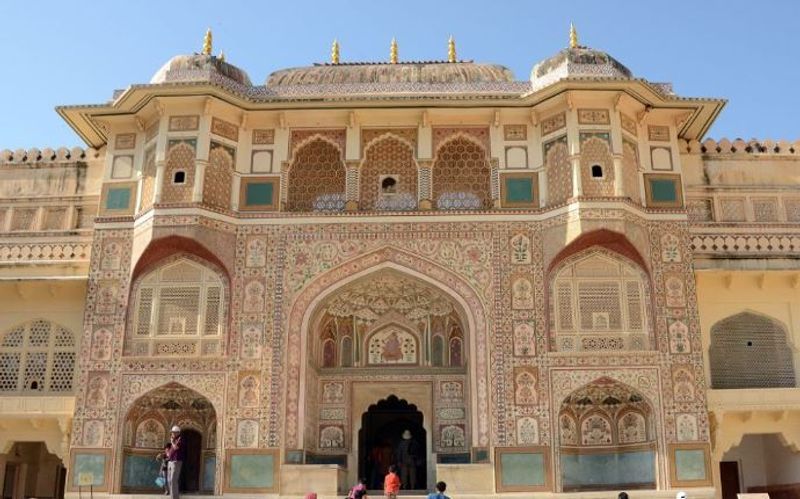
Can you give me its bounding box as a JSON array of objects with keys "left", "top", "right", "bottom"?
[
  {"left": 613, "top": 154, "right": 625, "bottom": 197},
  {"left": 152, "top": 115, "right": 169, "bottom": 204}
]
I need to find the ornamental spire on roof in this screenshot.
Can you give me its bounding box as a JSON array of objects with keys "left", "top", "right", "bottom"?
[
  {"left": 390, "top": 38, "right": 398, "bottom": 64},
  {"left": 331, "top": 39, "right": 340, "bottom": 64},
  {"left": 448, "top": 36, "right": 456, "bottom": 63},
  {"left": 569, "top": 22, "right": 578, "bottom": 49},
  {"left": 202, "top": 27, "right": 213, "bottom": 55}
]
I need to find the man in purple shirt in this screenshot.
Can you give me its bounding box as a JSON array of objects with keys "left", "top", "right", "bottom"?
[{"left": 167, "top": 426, "right": 184, "bottom": 499}]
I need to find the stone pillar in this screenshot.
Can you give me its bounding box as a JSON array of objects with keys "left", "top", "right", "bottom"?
[
  {"left": 613, "top": 154, "right": 625, "bottom": 197},
  {"left": 345, "top": 160, "right": 360, "bottom": 211},
  {"left": 418, "top": 160, "right": 433, "bottom": 210},
  {"left": 570, "top": 154, "right": 583, "bottom": 198},
  {"left": 192, "top": 159, "right": 208, "bottom": 203},
  {"left": 539, "top": 170, "right": 548, "bottom": 208},
  {"left": 153, "top": 160, "right": 167, "bottom": 203},
  {"left": 153, "top": 114, "right": 169, "bottom": 204}
]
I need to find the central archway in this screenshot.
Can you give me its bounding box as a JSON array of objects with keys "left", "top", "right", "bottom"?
[{"left": 359, "top": 395, "right": 427, "bottom": 491}]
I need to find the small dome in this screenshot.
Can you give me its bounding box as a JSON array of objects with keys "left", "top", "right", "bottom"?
[
  {"left": 531, "top": 46, "right": 632, "bottom": 90},
  {"left": 150, "top": 53, "right": 251, "bottom": 86},
  {"left": 266, "top": 61, "right": 515, "bottom": 87}
]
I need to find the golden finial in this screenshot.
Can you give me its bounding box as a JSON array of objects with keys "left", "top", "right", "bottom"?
[
  {"left": 390, "top": 38, "right": 398, "bottom": 64},
  {"left": 202, "top": 27, "right": 213, "bottom": 55},
  {"left": 331, "top": 39, "right": 340, "bottom": 64},
  {"left": 569, "top": 22, "right": 578, "bottom": 49},
  {"left": 448, "top": 35, "right": 456, "bottom": 63},
  {"left": 218, "top": 50, "right": 225, "bottom": 62}
]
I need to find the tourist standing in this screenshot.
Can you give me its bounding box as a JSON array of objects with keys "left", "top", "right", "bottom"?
[
  {"left": 155, "top": 443, "right": 171, "bottom": 495},
  {"left": 384, "top": 464, "right": 400, "bottom": 499},
  {"left": 167, "top": 426, "right": 185, "bottom": 499},
  {"left": 396, "top": 430, "right": 419, "bottom": 489}
]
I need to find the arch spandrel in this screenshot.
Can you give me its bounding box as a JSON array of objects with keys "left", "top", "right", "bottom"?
[{"left": 283, "top": 246, "right": 490, "bottom": 449}]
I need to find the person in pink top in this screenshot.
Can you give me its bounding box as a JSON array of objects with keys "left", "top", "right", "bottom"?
[{"left": 384, "top": 464, "right": 401, "bottom": 499}]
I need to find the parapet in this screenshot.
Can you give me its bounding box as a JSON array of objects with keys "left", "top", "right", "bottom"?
[
  {"left": 679, "top": 138, "right": 800, "bottom": 156},
  {"left": 0, "top": 147, "right": 104, "bottom": 165}
]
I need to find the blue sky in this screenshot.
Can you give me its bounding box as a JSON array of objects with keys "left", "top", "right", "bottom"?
[{"left": 1, "top": 0, "right": 797, "bottom": 148}]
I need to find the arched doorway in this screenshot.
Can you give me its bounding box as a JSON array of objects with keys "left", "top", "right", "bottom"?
[
  {"left": 2, "top": 442, "right": 66, "bottom": 499},
  {"left": 120, "top": 383, "right": 216, "bottom": 494},
  {"left": 359, "top": 395, "right": 427, "bottom": 491}
]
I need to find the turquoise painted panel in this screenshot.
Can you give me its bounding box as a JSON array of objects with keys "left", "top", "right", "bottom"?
[
  {"left": 506, "top": 177, "right": 534, "bottom": 203},
  {"left": 500, "top": 452, "right": 545, "bottom": 487},
  {"left": 202, "top": 455, "right": 216, "bottom": 491},
  {"left": 230, "top": 454, "right": 274, "bottom": 488},
  {"left": 650, "top": 179, "right": 677, "bottom": 202},
  {"left": 122, "top": 453, "right": 161, "bottom": 490},
  {"left": 675, "top": 449, "right": 707, "bottom": 481},
  {"left": 106, "top": 187, "right": 132, "bottom": 210},
  {"left": 72, "top": 453, "right": 107, "bottom": 487},
  {"left": 561, "top": 450, "right": 655, "bottom": 489},
  {"left": 245, "top": 182, "right": 274, "bottom": 206}
]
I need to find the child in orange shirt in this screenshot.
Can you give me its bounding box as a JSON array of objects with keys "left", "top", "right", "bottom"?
[{"left": 384, "top": 464, "right": 401, "bottom": 499}]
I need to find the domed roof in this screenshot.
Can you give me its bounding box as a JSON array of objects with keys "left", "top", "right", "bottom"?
[
  {"left": 266, "top": 61, "right": 515, "bottom": 87},
  {"left": 531, "top": 46, "right": 633, "bottom": 90},
  {"left": 150, "top": 53, "right": 252, "bottom": 86}
]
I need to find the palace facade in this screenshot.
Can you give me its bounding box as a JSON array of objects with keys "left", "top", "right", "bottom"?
[{"left": 1, "top": 30, "right": 799, "bottom": 498}]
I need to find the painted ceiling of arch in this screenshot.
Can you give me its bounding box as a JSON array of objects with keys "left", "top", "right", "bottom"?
[
  {"left": 319, "top": 270, "right": 457, "bottom": 323},
  {"left": 130, "top": 382, "right": 215, "bottom": 414},
  {"left": 560, "top": 377, "right": 651, "bottom": 417}
]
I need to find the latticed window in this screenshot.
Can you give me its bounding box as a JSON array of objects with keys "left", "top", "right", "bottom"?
[
  {"left": 126, "top": 258, "right": 226, "bottom": 357},
  {"left": 0, "top": 320, "right": 76, "bottom": 394},
  {"left": 709, "top": 312, "right": 796, "bottom": 389},
  {"left": 551, "top": 252, "right": 650, "bottom": 352}
]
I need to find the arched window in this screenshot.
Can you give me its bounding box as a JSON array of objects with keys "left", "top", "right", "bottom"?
[
  {"left": 551, "top": 250, "right": 650, "bottom": 352},
  {"left": 432, "top": 137, "right": 492, "bottom": 210},
  {"left": 709, "top": 312, "right": 796, "bottom": 389},
  {"left": 0, "top": 320, "right": 76, "bottom": 393},
  {"left": 126, "top": 257, "right": 227, "bottom": 357}
]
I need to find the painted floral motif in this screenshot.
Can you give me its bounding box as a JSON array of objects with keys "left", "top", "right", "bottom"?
[
  {"left": 517, "top": 417, "right": 539, "bottom": 445},
  {"left": 513, "top": 322, "right": 536, "bottom": 356},
  {"left": 440, "top": 424, "right": 466, "bottom": 448},
  {"left": 665, "top": 275, "right": 686, "bottom": 308},
  {"left": 236, "top": 419, "right": 259, "bottom": 448},
  {"left": 512, "top": 277, "right": 534, "bottom": 310},
  {"left": 669, "top": 319, "right": 691, "bottom": 353},
  {"left": 319, "top": 425, "right": 345, "bottom": 448},
  {"left": 514, "top": 367, "right": 538, "bottom": 405},
  {"left": 676, "top": 413, "right": 699, "bottom": 442}
]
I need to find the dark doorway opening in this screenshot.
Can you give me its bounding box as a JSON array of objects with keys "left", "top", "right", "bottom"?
[
  {"left": 359, "top": 395, "right": 427, "bottom": 491},
  {"left": 720, "top": 461, "right": 741, "bottom": 499},
  {"left": 179, "top": 429, "right": 203, "bottom": 493}
]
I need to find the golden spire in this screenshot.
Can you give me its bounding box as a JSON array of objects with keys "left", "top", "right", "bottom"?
[
  {"left": 390, "top": 38, "right": 398, "bottom": 64},
  {"left": 202, "top": 27, "right": 213, "bottom": 55},
  {"left": 448, "top": 35, "right": 456, "bottom": 63},
  {"left": 331, "top": 39, "right": 340, "bottom": 64},
  {"left": 569, "top": 22, "right": 578, "bottom": 49}
]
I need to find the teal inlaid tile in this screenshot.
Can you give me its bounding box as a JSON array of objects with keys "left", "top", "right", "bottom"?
[
  {"left": 500, "top": 452, "right": 545, "bottom": 487},
  {"left": 506, "top": 178, "right": 534, "bottom": 203},
  {"left": 72, "top": 453, "right": 107, "bottom": 487},
  {"left": 230, "top": 454, "right": 273, "bottom": 488},
  {"left": 650, "top": 179, "right": 677, "bottom": 202},
  {"left": 106, "top": 187, "right": 131, "bottom": 210},
  {"left": 675, "top": 449, "right": 707, "bottom": 481},
  {"left": 246, "top": 182, "right": 274, "bottom": 206}
]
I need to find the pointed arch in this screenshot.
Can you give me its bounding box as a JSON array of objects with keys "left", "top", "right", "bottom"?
[
  {"left": 286, "top": 137, "right": 346, "bottom": 212},
  {"left": 558, "top": 376, "right": 658, "bottom": 491},
  {"left": 709, "top": 310, "right": 796, "bottom": 389},
  {"left": 126, "top": 250, "right": 230, "bottom": 357},
  {"left": 0, "top": 319, "right": 76, "bottom": 394},
  {"left": 284, "top": 246, "right": 490, "bottom": 449},
  {"left": 359, "top": 134, "right": 418, "bottom": 211},
  {"left": 432, "top": 135, "right": 492, "bottom": 210}
]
